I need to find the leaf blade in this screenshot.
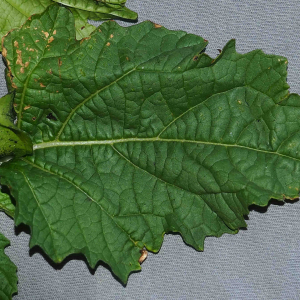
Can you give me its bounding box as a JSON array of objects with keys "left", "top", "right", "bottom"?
[
  {"left": 52, "top": 0, "right": 138, "bottom": 20},
  {"left": 0, "top": 191, "right": 14, "bottom": 218},
  {"left": 0, "top": 94, "right": 32, "bottom": 158},
  {"left": 1, "top": 5, "right": 299, "bottom": 283},
  {"left": 0, "top": 233, "right": 18, "bottom": 300},
  {"left": 0, "top": 0, "right": 52, "bottom": 50}
]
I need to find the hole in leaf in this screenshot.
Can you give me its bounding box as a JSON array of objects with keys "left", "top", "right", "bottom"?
[{"left": 46, "top": 113, "right": 57, "bottom": 121}]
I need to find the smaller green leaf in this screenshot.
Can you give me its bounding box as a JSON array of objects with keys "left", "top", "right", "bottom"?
[
  {"left": 0, "top": 233, "right": 18, "bottom": 300},
  {"left": 53, "top": 0, "right": 138, "bottom": 20},
  {"left": 0, "top": 191, "right": 15, "bottom": 218},
  {"left": 0, "top": 0, "right": 136, "bottom": 48},
  {"left": 0, "top": 0, "right": 52, "bottom": 51},
  {"left": 70, "top": 8, "right": 98, "bottom": 39},
  {"left": 70, "top": 7, "right": 133, "bottom": 40},
  {"left": 0, "top": 94, "right": 32, "bottom": 159}
]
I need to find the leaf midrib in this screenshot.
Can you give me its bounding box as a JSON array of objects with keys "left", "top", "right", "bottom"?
[{"left": 32, "top": 137, "right": 300, "bottom": 163}]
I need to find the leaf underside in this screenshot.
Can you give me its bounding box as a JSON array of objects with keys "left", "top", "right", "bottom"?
[
  {"left": 0, "top": 233, "right": 18, "bottom": 300},
  {"left": 1, "top": 5, "right": 300, "bottom": 283}
]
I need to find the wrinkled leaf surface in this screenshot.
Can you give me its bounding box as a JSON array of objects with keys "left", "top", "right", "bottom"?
[{"left": 1, "top": 5, "right": 300, "bottom": 283}]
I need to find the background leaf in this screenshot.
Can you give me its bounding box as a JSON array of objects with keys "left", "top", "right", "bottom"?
[
  {"left": 0, "top": 191, "right": 15, "bottom": 218},
  {"left": 70, "top": 8, "right": 99, "bottom": 40},
  {"left": 1, "top": 4, "right": 300, "bottom": 283},
  {"left": 0, "top": 233, "right": 18, "bottom": 300},
  {"left": 0, "top": 0, "right": 52, "bottom": 50},
  {"left": 0, "top": 0, "right": 137, "bottom": 48},
  {"left": 53, "top": 0, "right": 138, "bottom": 20},
  {"left": 0, "top": 94, "right": 32, "bottom": 158}
]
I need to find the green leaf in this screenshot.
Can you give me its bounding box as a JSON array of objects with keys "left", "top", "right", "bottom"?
[
  {"left": 1, "top": 5, "right": 300, "bottom": 283},
  {"left": 52, "top": 0, "right": 138, "bottom": 20},
  {"left": 0, "top": 191, "right": 15, "bottom": 218},
  {"left": 0, "top": 0, "right": 52, "bottom": 50},
  {"left": 0, "top": 0, "right": 136, "bottom": 47},
  {"left": 0, "top": 233, "right": 18, "bottom": 300},
  {"left": 0, "top": 94, "right": 32, "bottom": 158},
  {"left": 69, "top": 8, "right": 116, "bottom": 40},
  {"left": 70, "top": 8, "right": 98, "bottom": 40}
]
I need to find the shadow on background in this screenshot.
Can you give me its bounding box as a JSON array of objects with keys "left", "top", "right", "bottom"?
[{"left": 12, "top": 196, "right": 299, "bottom": 286}]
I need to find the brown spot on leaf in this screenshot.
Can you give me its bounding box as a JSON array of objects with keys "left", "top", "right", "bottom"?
[
  {"left": 40, "top": 83, "right": 46, "bottom": 88},
  {"left": 106, "top": 42, "right": 111, "bottom": 46},
  {"left": 154, "top": 23, "right": 162, "bottom": 28},
  {"left": 16, "top": 50, "right": 23, "bottom": 66},
  {"left": 20, "top": 67, "right": 24, "bottom": 73},
  {"left": 81, "top": 26, "right": 85, "bottom": 30},
  {"left": 126, "top": 57, "right": 129, "bottom": 61},
  {"left": 58, "top": 58, "right": 62, "bottom": 79},
  {"left": 80, "top": 36, "right": 91, "bottom": 44},
  {"left": 47, "top": 69, "right": 52, "bottom": 74},
  {"left": 35, "top": 40, "right": 40, "bottom": 43},
  {"left": 193, "top": 55, "right": 199, "bottom": 61},
  {"left": 24, "top": 105, "right": 31, "bottom": 110},
  {"left": 204, "top": 39, "right": 208, "bottom": 42},
  {"left": 32, "top": 117, "right": 36, "bottom": 121},
  {"left": 2, "top": 47, "right": 7, "bottom": 57},
  {"left": 48, "top": 36, "right": 54, "bottom": 44},
  {"left": 217, "top": 49, "right": 222, "bottom": 53},
  {"left": 110, "top": 34, "right": 114, "bottom": 39},
  {"left": 42, "top": 31, "right": 49, "bottom": 38},
  {"left": 53, "top": 30, "right": 57, "bottom": 35},
  {"left": 14, "top": 41, "right": 19, "bottom": 48},
  {"left": 138, "top": 248, "right": 148, "bottom": 264}
]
